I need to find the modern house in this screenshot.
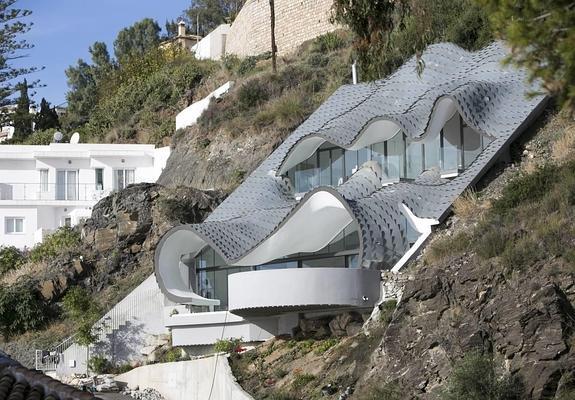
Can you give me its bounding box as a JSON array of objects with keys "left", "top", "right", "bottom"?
[
  {"left": 154, "top": 42, "right": 547, "bottom": 348},
  {"left": 0, "top": 143, "right": 170, "bottom": 249}
]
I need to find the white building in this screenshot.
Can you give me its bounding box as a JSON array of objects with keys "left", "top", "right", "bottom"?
[
  {"left": 0, "top": 143, "right": 170, "bottom": 249},
  {"left": 191, "top": 24, "right": 230, "bottom": 61}
]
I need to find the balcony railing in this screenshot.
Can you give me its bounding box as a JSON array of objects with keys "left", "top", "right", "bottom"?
[{"left": 0, "top": 183, "right": 111, "bottom": 202}]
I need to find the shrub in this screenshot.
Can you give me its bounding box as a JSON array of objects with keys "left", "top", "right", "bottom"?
[
  {"left": 88, "top": 355, "right": 113, "bottom": 374},
  {"left": 237, "top": 56, "right": 257, "bottom": 76},
  {"left": 62, "top": 287, "right": 102, "bottom": 346},
  {"left": 379, "top": 299, "right": 398, "bottom": 326},
  {"left": 159, "top": 347, "right": 182, "bottom": 363},
  {"left": 28, "top": 227, "right": 81, "bottom": 263},
  {"left": 274, "top": 368, "right": 289, "bottom": 379},
  {"left": 474, "top": 223, "right": 507, "bottom": 260},
  {"left": 442, "top": 351, "right": 524, "bottom": 400},
  {"left": 426, "top": 232, "right": 471, "bottom": 264},
  {"left": 314, "top": 338, "right": 338, "bottom": 355},
  {"left": 0, "top": 246, "right": 25, "bottom": 276},
  {"left": 0, "top": 280, "right": 50, "bottom": 339},
  {"left": 501, "top": 238, "right": 541, "bottom": 271},
  {"left": 237, "top": 80, "right": 269, "bottom": 111},
  {"left": 492, "top": 165, "right": 557, "bottom": 215},
  {"left": 292, "top": 373, "right": 315, "bottom": 389},
  {"left": 214, "top": 337, "right": 243, "bottom": 354},
  {"left": 311, "top": 32, "right": 346, "bottom": 53}
]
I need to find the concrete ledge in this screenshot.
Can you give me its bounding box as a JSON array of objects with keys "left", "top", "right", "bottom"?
[{"left": 115, "top": 356, "right": 253, "bottom": 400}]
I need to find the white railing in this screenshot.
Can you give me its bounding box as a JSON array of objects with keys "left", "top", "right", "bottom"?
[
  {"left": 35, "top": 276, "right": 165, "bottom": 373},
  {"left": 0, "top": 183, "right": 111, "bottom": 202}
]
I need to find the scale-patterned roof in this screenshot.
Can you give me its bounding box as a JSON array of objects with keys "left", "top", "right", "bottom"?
[
  {"left": 178, "top": 42, "right": 547, "bottom": 268},
  {"left": 0, "top": 351, "right": 96, "bottom": 400}
]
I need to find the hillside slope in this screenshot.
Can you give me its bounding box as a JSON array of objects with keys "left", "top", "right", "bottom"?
[{"left": 228, "top": 110, "right": 575, "bottom": 399}]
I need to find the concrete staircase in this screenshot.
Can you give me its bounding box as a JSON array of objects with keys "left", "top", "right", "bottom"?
[{"left": 35, "top": 274, "right": 167, "bottom": 377}]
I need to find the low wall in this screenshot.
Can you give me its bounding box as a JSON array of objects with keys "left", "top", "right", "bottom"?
[{"left": 115, "top": 356, "right": 253, "bottom": 400}]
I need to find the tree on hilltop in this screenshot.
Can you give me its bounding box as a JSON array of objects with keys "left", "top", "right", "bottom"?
[
  {"left": 114, "top": 18, "right": 162, "bottom": 63},
  {"left": 12, "top": 79, "right": 33, "bottom": 140},
  {"left": 34, "top": 98, "right": 60, "bottom": 131},
  {"left": 0, "top": 0, "right": 39, "bottom": 107}
]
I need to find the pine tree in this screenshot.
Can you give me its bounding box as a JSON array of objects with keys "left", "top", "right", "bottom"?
[
  {"left": 0, "top": 0, "right": 38, "bottom": 107},
  {"left": 12, "top": 79, "right": 33, "bottom": 140},
  {"left": 34, "top": 98, "right": 60, "bottom": 131}
]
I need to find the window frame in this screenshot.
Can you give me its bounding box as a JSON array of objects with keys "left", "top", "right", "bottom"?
[{"left": 5, "top": 217, "right": 24, "bottom": 234}]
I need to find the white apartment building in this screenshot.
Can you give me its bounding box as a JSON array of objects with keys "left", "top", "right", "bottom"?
[{"left": 0, "top": 143, "right": 170, "bottom": 249}]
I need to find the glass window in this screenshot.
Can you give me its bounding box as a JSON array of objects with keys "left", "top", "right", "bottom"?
[
  {"left": 385, "top": 133, "right": 404, "bottom": 182},
  {"left": 424, "top": 132, "right": 441, "bottom": 171},
  {"left": 371, "top": 142, "right": 386, "bottom": 172},
  {"left": 347, "top": 254, "right": 359, "bottom": 269},
  {"left": 95, "top": 169, "right": 104, "bottom": 190},
  {"left": 442, "top": 115, "right": 461, "bottom": 173},
  {"left": 56, "top": 170, "right": 78, "bottom": 200},
  {"left": 294, "top": 154, "right": 318, "bottom": 193},
  {"left": 256, "top": 261, "right": 297, "bottom": 270},
  {"left": 197, "top": 270, "right": 215, "bottom": 299},
  {"left": 331, "top": 149, "right": 344, "bottom": 186},
  {"left": 406, "top": 142, "right": 423, "bottom": 179},
  {"left": 64, "top": 217, "right": 72, "bottom": 227},
  {"left": 344, "top": 228, "right": 360, "bottom": 251},
  {"left": 328, "top": 230, "right": 345, "bottom": 253},
  {"left": 114, "top": 169, "right": 135, "bottom": 190},
  {"left": 358, "top": 147, "right": 371, "bottom": 167},
  {"left": 344, "top": 149, "right": 358, "bottom": 179},
  {"left": 5, "top": 217, "right": 24, "bottom": 234},
  {"left": 319, "top": 150, "right": 331, "bottom": 186},
  {"left": 39, "top": 169, "right": 48, "bottom": 192},
  {"left": 302, "top": 256, "right": 346, "bottom": 268},
  {"left": 214, "top": 269, "right": 228, "bottom": 311},
  {"left": 463, "top": 126, "right": 482, "bottom": 169}
]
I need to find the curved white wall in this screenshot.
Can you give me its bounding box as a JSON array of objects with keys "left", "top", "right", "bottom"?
[{"left": 228, "top": 268, "right": 381, "bottom": 314}]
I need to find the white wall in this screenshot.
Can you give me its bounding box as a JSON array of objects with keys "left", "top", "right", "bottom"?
[
  {"left": 0, "top": 206, "right": 38, "bottom": 248},
  {"left": 116, "top": 356, "right": 253, "bottom": 400},
  {"left": 176, "top": 82, "right": 233, "bottom": 131},
  {"left": 0, "top": 144, "right": 170, "bottom": 248},
  {"left": 193, "top": 24, "right": 230, "bottom": 61}
]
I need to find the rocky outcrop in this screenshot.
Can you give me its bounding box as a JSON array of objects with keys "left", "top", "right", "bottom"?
[
  {"left": 36, "top": 183, "right": 225, "bottom": 302},
  {"left": 365, "top": 256, "right": 575, "bottom": 399}
]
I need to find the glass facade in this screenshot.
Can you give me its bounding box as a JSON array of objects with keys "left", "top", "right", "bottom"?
[
  {"left": 286, "top": 115, "right": 491, "bottom": 193},
  {"left": 190, "top": 225, "right": 362, "bottom": 311}
]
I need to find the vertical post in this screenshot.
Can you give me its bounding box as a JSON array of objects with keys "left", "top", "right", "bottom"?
[
  {"left": 352, "top": 60, "right": 358, "bottom": 85},
  {"left": 269, "top": 0, "right": 277, "bottom": 73}
]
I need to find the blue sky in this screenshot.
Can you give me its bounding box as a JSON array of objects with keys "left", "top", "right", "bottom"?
[{"left": 15, "top": 0, "right": 190, "bottom": 106}]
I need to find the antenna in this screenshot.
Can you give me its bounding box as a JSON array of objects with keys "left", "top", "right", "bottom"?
[
  {"left": 53, "top": 131, "right": 64, "bottom": 143},
  {"left": 70, "top": 132, "right": 80, "bottom": 144}
]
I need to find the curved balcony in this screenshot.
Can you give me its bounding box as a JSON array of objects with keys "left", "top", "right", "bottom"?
[{"left": 228, "top": 268, "right": 381, "bottom": 316}]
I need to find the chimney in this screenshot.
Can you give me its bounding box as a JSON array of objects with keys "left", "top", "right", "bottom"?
[{"left": 178, "top": 21, "right": 186, "bottom": 37}]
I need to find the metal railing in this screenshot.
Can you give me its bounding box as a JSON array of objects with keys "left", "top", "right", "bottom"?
[
  {"left": 35, "top": 278, "right": 164, "bottom": 373},
  {"left": 0, "top": 183, "right": 111, "bottom": 202}
]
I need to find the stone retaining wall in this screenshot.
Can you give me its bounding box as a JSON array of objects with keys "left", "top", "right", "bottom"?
[{"left": 226, "top": 0, "right": 337, "bottom": 57}]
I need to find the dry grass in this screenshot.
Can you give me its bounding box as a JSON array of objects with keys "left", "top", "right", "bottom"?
[
  {"left": 1, "top": 260, "right": 49, "bottom": 286},
  {"left": 452, "top": 189, "right": 484, "bottom": 219},
  {"left": 552, "top": 124, "right": 575, "bottom": 163}
]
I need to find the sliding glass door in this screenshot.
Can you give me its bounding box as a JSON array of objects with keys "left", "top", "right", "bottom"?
[{"left": 56, "top": 170, "right": 78, "bottom": 201}]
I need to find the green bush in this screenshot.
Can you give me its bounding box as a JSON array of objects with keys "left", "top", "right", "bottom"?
[
  {"left": 379, "top": 299, "right": 398, "bottom": 326},
  {"left": 237, "top": 56, "right": 257, "bottom": 76},
  {"left": 214, "top": 337, "right": 243, "bottom": 353},
  {"left": 0, "top": 280, "right": 50, "bottom": 339},
  {"left": 492, "top": 165, "right": 558, "bottom": 215},
  {"left": 426, "top": 232, "right": 471, "bottom": 263},
  {"left": 158, "top": 347, "right": 182, "bottom": 363},
  {"left": 311, "top": 32, "right": 346, "bottom": 53},
  {"left": 442, "top": 352, "right": 524, "bottom": 400},
  {"left": 292, "top": 373, "right": 315, "bottom": 389},
  {"left": 314, "top": 338, "right": 338, "bottom": 355},
  {"left": 89, "top": 355, "right": 113, "bottom": 374},
  {"left": 474, "top": 223, "right": 508, "bottom": 260},
  {"left": 274, "top": 368, "right": 289, "bottom": 379},
  {"left": 0, "top": 246, "right": 25, "bottom": 276},
  {"left": 28, "top": 227, "right": 81, "bottom": 263},
  {"left": 237, "top": 80, "right": 269, "bottom": 111},
  {"left": 62, "top": 287, "right": 102, "bottom": 346},
  {"left": 501, "top": 237, "right": 541, "bottom": 271}
]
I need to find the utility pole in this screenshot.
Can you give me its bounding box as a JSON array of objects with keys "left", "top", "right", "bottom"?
[{"left": 269, "top": 0, "right": 277, "bottom": 73}]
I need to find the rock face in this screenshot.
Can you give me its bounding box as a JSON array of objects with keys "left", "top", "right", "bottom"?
[
  {"left": 36, "top": 183, "right": 226, "bottom": 302},
  {"left": 366, "top": 256, "right": 575, "bottom": 399}
]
